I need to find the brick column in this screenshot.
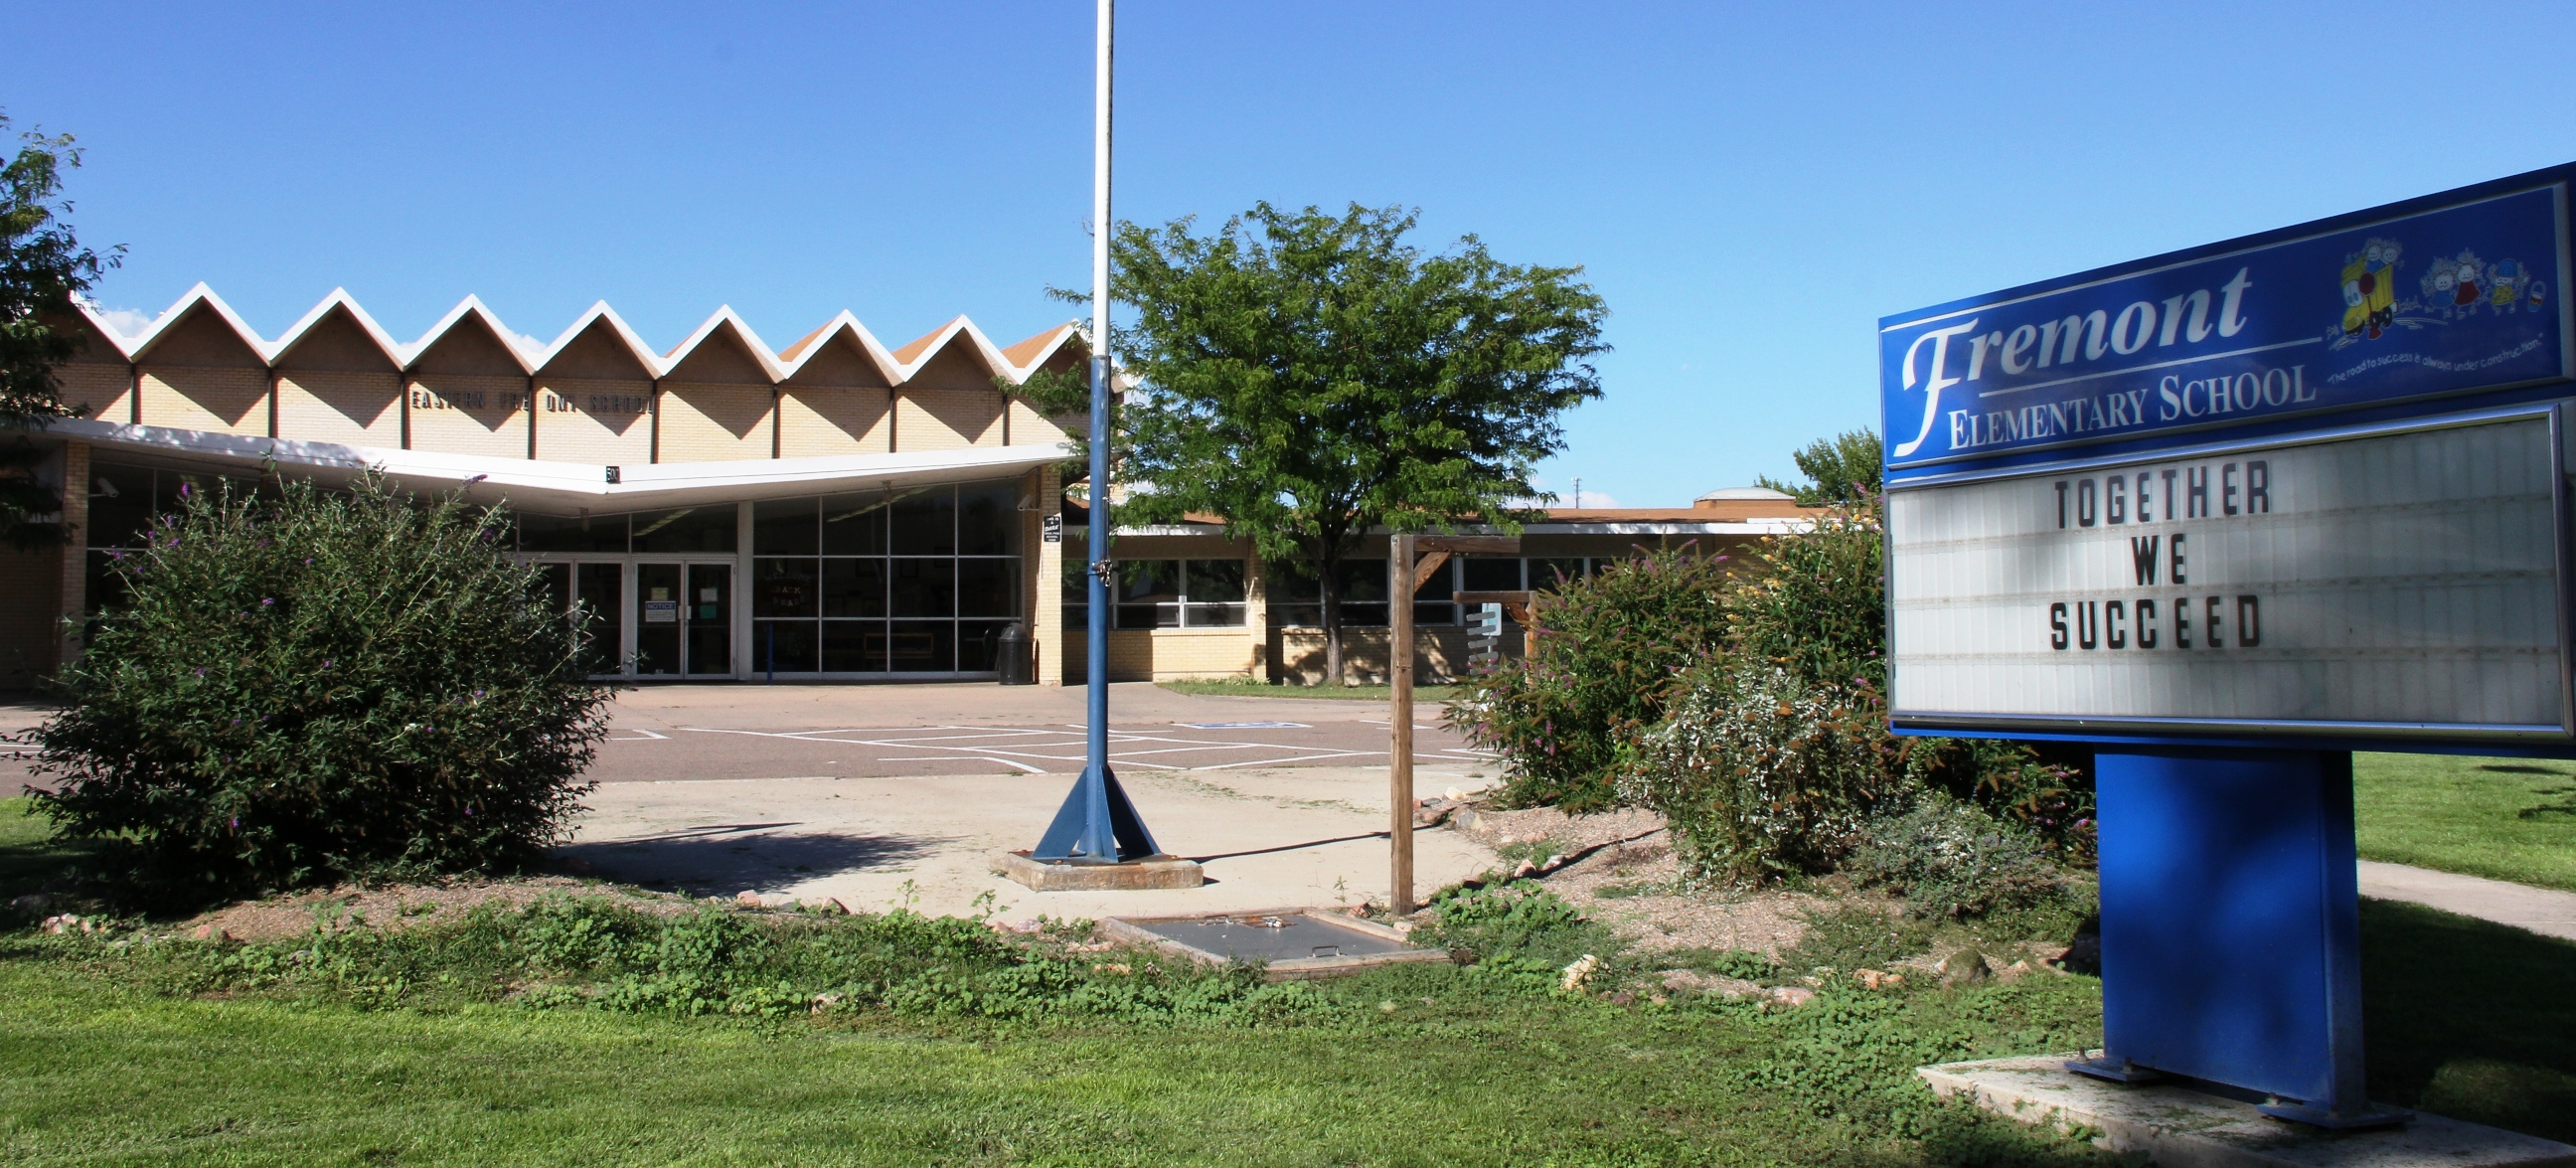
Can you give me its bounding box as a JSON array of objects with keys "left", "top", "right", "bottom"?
[
  {"left": 56, "top": 439, "right": 89, "bottom": 670},
  {"left": 1034, "top": 462, "right": 1065, "bottom": 685}
]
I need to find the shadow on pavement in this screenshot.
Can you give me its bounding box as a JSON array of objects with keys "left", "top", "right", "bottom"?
[{"left": 557, "top": 824, "right": 948, "bottom": 897}]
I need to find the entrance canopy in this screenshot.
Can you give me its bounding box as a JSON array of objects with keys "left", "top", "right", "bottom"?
[{"left": 37, "top": 417, "right": 1073, "bottom": 514}]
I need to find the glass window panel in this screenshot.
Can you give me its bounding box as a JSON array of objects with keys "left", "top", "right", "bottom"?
[
  {"left": 958, "top": 620, "right": 1013, "bottom": 672},
  {"left": 1275, "top": 604, "right": 1321, "bottom": 627},
  {"left": 888, "top": 558, "right": 955, "bottom": 617},
  {"left": 85, "top": 550, "right": 130, "bottom": 613},
  {"left": 631, "top": 505, "right": 737, "bottom": 554},
  {"left": 1336, "top": 602, "right": 1389, "bottom": 628},
  {"left": 1119, "top": 602, "right": 1179, "bottom": 629},
  {"left": 822, "top": 619, "right": 886, "bottom": 672},
  {"left": 1183, "top": 602, "right": 1247, "bottom": 627},
  {"left": 84, "top": 463, "right": 153, "bottom": 549},
  {"left": 752, "top": 620, "right": 819, "bottom": 673},
  {"left": 890, "top": 485, "right": 956, "bottom": 555},
  {"left": 1332, "top": 559, "right": 1389, "bottom": 603},
  {"left": 821, "top": 493, "right": 889, "bottom": 555},
  {"left": 1266, "top": 559, "right": 1320, "bottom": 602},
  {"left": 753, "top": 558, "right": 821, "bottom": 617},
  {"left": 957, "top": 559, "right": 1018, "bottom": 617},
  {"left": 1414, "top": 602, "right": 1456, "bottom": 627},
  {"left": 822, "top": 559, "right": 886, "bottom": 618},
  {"left": 1461, "top": 556, "right": 1524, "bottom": 591},
  {"left": 1118, "top": 560, "right": 1180, "bottom": 604},
  {"left": 957, "top": 480, "right": 1017, "bottom": 556},
  {"left": 575, "top": 563, "right": 622, "bottom": 675},
  {"left": 532, "top": 563, "right": 570, "bottom": 612},
  {"left": 684, "top": 564, "right": 731, "bottom": 676},
  {"left": 1531, "top": 558, "right": 1587, "bottom": 590},
  {"left": 1062, "top": 602, "right": 1087, "bottom": 629},
  {"left": 519, "top": 512, "right": 628, "bottom": 554},
  {"left": 752, "top": 497, "right": 819, "bottom": 556},
  {"left": 886, "top": 620, "right": 954, "bottom": 672},
  {"left": 1185, "top": 559, "right": 1245, "bottom": 603}
]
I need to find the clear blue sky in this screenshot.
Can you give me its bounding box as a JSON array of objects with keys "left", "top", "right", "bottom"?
[{"left": 9, "top": 2, "right": 2573, "bottom": 507}]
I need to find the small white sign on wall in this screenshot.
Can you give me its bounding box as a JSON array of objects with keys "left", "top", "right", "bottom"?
[{"left": 1887, "top": 409, "right": 2571, "bottom": 741}]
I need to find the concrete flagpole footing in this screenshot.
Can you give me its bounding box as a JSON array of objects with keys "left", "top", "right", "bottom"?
[
  {"left": 1919, "top": 1055, "right": 2576, "bottom": 1168},
  {"left": 992, "top": 851, "right": 1205, "bottom": 892}
]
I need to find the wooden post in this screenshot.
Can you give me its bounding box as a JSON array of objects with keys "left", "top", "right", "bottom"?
[{"left": 1388, "top": 532, "right": 1415, "bottom": 915}]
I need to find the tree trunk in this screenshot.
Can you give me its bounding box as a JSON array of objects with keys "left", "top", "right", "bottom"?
[{"left": 1320, "top": 555, "right": 1343, "bottom": 686}]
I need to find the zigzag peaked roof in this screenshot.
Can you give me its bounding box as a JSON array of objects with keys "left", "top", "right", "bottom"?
[
  {"left": 662, "top": 306, "right": 789, "bottom": 383},
  {"left": 73, "top": 286, "right": 1087, "bottom": 387},
  {"left": 119, "top": 283, "right": 276, "bottom": 364},
  {"left": 270, "top": 288, "right": 408, "bottom": 369},
  {"left": 406, "top": 295, "right": 539, "bottom": 374}
]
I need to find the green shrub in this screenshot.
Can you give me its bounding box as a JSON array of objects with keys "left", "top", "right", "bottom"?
[
  {"left": 1617, "top": 667, "right": 1900, "bottom": 883},
  {"left": 1447, "top": 546, "right": 1735, "bottom": 811},
  {"left": 1725, "top": 504, "right": 1885, "bottom": 692},
  {"left": 30, "top": 474, "right": 612, "bottom": 904},
  {"left": 1845, "top": 796, "right": 2069, "bottom": 920},
  {"left": 1901, "top": 737, "right": 2098, "bottom": 861}
]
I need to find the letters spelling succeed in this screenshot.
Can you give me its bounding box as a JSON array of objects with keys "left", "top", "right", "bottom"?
[
  {"left": 2042, "top": 458, "right": 2267, "bottom": 654},
  {"left": 1879, "top": 183, "right": 2566, "bottom": 468}
]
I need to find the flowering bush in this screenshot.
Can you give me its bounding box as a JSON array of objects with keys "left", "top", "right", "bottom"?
[
  {"left": 1616, "top": 667, "right": 1900, "bottom": 882},
  {"left": 31, "top": 473, "right": 612, "bottom": 904},
  {"left": 1446, "top": 546, "right": 1735, "bottom": 811}
]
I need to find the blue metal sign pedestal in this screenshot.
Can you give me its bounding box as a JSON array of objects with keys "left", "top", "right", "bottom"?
[{"left": 2071, "top": 749, "right": 2400, "bottom": 1128}]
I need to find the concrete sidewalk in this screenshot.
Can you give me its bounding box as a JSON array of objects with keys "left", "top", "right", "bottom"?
[
  {"left": 2358, "top": 860, "right": 2576, "bottom": 942},
  {"left": 562, "top": 763, "right": 1503, "bottom": 921}
]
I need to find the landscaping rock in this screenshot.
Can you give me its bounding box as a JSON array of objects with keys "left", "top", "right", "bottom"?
[
  {"left": 191, "top": 922, "right": 229, "bottom": 942},
  {"left": 1559, "top": 953, "right": 1600, "bottom": 992},
  {"left": 734, "top": 890, "right": 762, "bottom": 908},
  {"left": 1767, "top": 986, "right": 1817, "bottom": 1008},
  {"left": 1854, "top": 968, "right": 1904, "bottom": 990}
]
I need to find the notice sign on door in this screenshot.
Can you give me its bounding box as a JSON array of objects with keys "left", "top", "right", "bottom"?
[
  {"left": 644, "top": 600, "right": 679, "bottom": 624},
  {"left": 1888, "top": 411, "right": 2569, "bottom": 741}
]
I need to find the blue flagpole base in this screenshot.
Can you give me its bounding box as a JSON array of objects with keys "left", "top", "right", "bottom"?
[{"left": 1031, "top": 763, "right": 1163, "bottom": 863}]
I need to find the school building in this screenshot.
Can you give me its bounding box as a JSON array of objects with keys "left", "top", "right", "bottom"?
[{"left": 0, "top": 286, "right": 1818, "bottom": 689}]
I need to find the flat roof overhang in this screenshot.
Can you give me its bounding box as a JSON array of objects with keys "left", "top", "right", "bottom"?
[{"left": 36, "top": 417, "right": 1072, "bottom": 515}]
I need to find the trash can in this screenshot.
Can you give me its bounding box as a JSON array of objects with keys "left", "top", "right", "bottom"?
[{"left": 996, "top": 622, "right": 1034, "bottom": 685}]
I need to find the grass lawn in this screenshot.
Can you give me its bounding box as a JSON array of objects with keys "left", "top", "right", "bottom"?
[
  {"left": 1158, "top": 678, "right": 1463, "bottom": 703},
  {"left": 2354, "top": 751, "right": 2576, "bottom": 891}
]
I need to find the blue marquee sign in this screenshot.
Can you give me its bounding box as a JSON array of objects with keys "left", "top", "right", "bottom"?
[{"left": 1880, "top": 171, "right": 2573, "bottom": 475}]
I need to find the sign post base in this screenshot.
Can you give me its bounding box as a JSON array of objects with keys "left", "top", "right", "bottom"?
[{"left": 2095, "top": 748, "right": 2405, "bottom": 1127}]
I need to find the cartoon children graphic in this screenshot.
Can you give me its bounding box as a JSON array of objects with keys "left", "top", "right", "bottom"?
[
  {"left": 2454, "top": 256, "right": 2483, "bottom": 310},
  {"left": 2491, "top": 259, "right": 2522, "bottom": 312}
]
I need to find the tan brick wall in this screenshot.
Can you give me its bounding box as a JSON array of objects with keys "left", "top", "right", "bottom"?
[
  {"left": 405, "top": 374, "right": 530, "bottom": 458},
  {"left": 1034, "top": 462, "right": 1065, "bottom": 684},
  {"left": 56, "top": 362, "right": 132, "bottom": 423},
  {"left": 534, "top": 378, "right": 653, "bottom": 465},
  {"left": 657, "top": 382, "right": 774, "bottom": 461},
  {"left": 139, "top": 366, "right": 269, "bottom": 434},
  {"left": 1059, "top": 627, "right": 1258, "bottom": 682},
  {"left": 894, "top": 388, "right": 1003, "bottom": 451},
  {"left": 1272, "top": 627, "right": 1520, "bottom": 686},
  {"left": 277, "top": 370, "right": 402, "bottom": 446},
  {"left": 778, "top": 387, "right": 891, "bottom": 457},
  {"left": 1007, "top": 398, "right": 1066, "bottom": 445}
]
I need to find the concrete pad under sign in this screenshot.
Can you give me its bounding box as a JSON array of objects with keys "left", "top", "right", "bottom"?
[
  {"left": 1918, "top": 1055, "right": 2576, "bottom": 1168},
  {"left": 993, "top": 850, "right": 1205, "bottom": 892}
]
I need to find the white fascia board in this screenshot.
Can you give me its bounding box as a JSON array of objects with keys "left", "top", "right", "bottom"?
[
  {"left": 943, "top": 317, "right": 1016, "bottom": 383},
  {"left": 534, "top": 302, "right": 667, "bottom": 378},
  {"left": 270, "top": 288, "right": 409, "bottom": 368},
  {"left": 886, "top": 315, "right": 974, "bottom": 383},
  {"left": 41, "top": 416, "right": 1071, "bottom": 515},
  {"left": 777, "top": 311, "right": 905, "bottom": 385},
  {"left": 126, "top": 283, "right": 278, "bottom": 364},
  {"left": 662, "top": 306, "right": 787, "bottom": 384},
  {"left": 71, "top": 297, "right": 146, "bottom": 361},
  {"left": 998, "top": 324, "right": 1080, "bottom": 384},
  {"left": 406, "top": 296, "right": 540, "bottom": 375}
]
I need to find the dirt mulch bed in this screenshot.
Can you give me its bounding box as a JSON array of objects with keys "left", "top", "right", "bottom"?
[
  {"left": 1441, "top": 803, "right": 1824, "bottom": 958},
  {"left": 174, "top": 876, "right": 697, "bottom": 944}
]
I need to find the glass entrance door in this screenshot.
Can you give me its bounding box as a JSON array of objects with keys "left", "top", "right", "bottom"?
[
  {"left": 686, "top": 564, "right": 731, "bottom": 677},
  {"left": 637, "top": 564, "right": 684, "bottom": 677}
]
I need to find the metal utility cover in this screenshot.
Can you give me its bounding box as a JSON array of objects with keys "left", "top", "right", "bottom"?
[{"left": 1103, "top": 909, "right": 1451, "bottom": 981}]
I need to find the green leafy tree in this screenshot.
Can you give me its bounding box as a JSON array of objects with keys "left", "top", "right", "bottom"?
[
  {"left": 1046, "top": 203, "right": 1608, "bottom": 681},
  {"left": 32, "top": 473, "right": 613, "bottom": 904},
  {"left": 1755, "top": 427, "right": 1880, "bottom": 506},
  {"left": 1, "top": 111, "right": 121, "bottom": 549}
]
